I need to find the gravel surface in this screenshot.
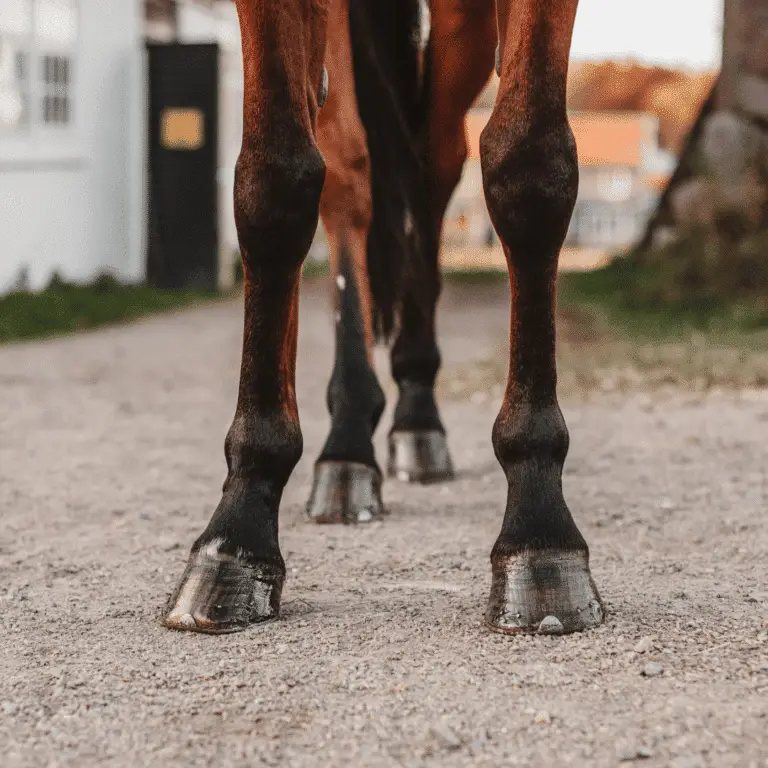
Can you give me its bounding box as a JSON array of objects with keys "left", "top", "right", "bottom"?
[{"left": 1, "top": 279, "right": 767, "bottom": 767}]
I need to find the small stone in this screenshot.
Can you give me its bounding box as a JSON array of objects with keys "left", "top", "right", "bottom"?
[
  {"left": 533, "top": 710, "right": 551, "bottom": 725},
  {"left": 537, "top": 616, "right": 564, "bottom": 635},
  {"left": 618, "top": 746, "right": 653, "bottom": 762},
  {"left": 642, "top": 662, "right": 663, "bottom": 678},
  {"left": 634, "top": 636, "right": 655, "bottom": 653},
  {"left": 430, "top": 724, "right": 462, "bottom": 751}
]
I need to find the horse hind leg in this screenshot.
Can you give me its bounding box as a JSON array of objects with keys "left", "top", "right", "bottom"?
[
  {"left": 386, "top": 0, "right": 496, "bottom": 484},
  {"left": 164, "top": 0, "right": 329, "bottom": 633},
  {"left": 480, "top": 0, "right": 604, "bottom": 634},
  {"left": 305, "top": 0, "right": 386, "bottom": 524}
]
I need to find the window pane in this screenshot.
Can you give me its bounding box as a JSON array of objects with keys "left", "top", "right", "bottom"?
[
  {"left": 0, "top": 35, "right": 28, "bottom": 129},
  {"left": 36, "top": 0, "right": 77, "bottom": 46},
  {"left": 15, "top": 50, "right": 26, "bottom": 79}
]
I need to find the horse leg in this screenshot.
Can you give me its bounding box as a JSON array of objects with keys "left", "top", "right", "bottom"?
[
  {"left": 305, "top": 0, "right": 386, "bottom": 524},
  {"left": 481, "top": 0, "right": 604, "bottom": 633},
  {"left": 387, "top": 0, "right": 496, "bottom": 484},
  {"left": 164, "top": 0, "right": 328, "bottom": 633}
]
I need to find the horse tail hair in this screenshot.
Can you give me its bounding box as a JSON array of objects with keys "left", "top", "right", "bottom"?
[{"left": 349, "top": 0, "right": 432, "bottom": 340}]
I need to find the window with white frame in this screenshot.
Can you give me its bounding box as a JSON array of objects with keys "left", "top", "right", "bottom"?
[{"left": 0, "top": 0, "right": 77, "bottom": 132}]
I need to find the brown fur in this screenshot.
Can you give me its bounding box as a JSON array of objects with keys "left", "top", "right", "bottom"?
[{"left": 317, "top": 0, "right": 375, "bottom": 354}]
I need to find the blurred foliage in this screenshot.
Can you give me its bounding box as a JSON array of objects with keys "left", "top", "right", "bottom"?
[
  {"left": 559, "top": 228, "right": 768, "bottom": 337},
  {"left": 0, "top": 271, "right": 218, "bottom": 344}
]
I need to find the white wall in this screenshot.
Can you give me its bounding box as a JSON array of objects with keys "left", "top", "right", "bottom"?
[{"left": 0, "top": 0, "right": 144, "bottom": 293}]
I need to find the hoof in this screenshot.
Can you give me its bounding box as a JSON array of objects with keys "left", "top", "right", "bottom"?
[
  {"left": 387, "top": 430, "right": 454, "bottom": 484},
  {"left": 163, "top": 543, "right": 284, "bottom": 634},
  {"left": 485, "top": 549, "right": 604, "bottom": 635},
  {"left": 306, "top": 461, "right": 384, "bottom": 524}
]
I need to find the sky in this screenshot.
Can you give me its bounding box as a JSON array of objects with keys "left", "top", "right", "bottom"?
[{"left": 571, "top": 0, "right": 724, "bottom": 71}]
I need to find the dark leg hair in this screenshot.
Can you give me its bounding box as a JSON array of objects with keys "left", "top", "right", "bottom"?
[
  {"left": 306, "top": 1, "right": 386, "bottom": 523},
  {"left": 481, "top": 0, "right": 604, "bottom": 634},
  {"left": 388, "top": 0, "right": 497, "bottom": 483},
  {"left": 164, "top": 0, "right": 328, "bottom": 633}
]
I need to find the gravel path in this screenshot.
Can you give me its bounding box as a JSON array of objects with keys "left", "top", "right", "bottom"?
[{"left": 1, "top": 280, "right": 767, "bottom": 767}]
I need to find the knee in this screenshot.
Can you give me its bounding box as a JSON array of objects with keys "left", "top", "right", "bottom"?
[
  {"left": 480, "top": 116, "right": 578, "bottom": 259},
  {"left": 234, "top": 144, "right": 326, "bottom": 267}
]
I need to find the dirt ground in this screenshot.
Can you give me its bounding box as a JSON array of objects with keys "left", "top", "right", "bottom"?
[{"left": 1, "top": 279, "right": 767, "bottom": 767}]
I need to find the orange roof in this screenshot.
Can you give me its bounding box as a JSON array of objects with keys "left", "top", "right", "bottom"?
[{"left": 465, "top": 109, "right": 657, "bottom": 168}]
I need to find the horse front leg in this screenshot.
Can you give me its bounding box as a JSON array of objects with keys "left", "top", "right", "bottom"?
[
  {"left": 164, "top": 0, "right": 328, "bottom": 633},
  {"left": 305, "top": 0, "right": 386, "bottom": 524},
  {"left": 480, "top": 0, "right": 604, "bottom": 634}
]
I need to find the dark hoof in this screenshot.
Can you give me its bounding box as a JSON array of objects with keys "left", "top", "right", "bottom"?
[
  {"left": 485, "top": 549, "right": 604, "bottom": 635},
  {"left": 164, "top": 542, "right": 284, "bottom": 634},
  {"left": 387, "top": 430, "right": 454, "bottom": 484},
  {"left": 306, "top": 461, "right": 384, "bottom": 524}
]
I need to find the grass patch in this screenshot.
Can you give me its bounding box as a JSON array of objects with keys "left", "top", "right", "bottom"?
[
  {"left": 558, "top": 243, "right": 768, "bottom": 343},
  {"left": 0, "top": 274, "right": 221, "bottom": 344}
]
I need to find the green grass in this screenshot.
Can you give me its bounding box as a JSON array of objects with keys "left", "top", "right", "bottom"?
[
  {"left": 558, "top": 251, "right": 768, "bottom": 342},
  {"left": 0, "top": 274, "right": 221, "bottom": 344}
]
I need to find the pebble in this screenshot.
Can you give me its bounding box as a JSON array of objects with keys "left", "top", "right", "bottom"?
[
  {"left": 634, "top": 636, "right": 655, "bottom": 653},
  {"left": 618, "top": 746, "right": 653, "bottom": 761},
  {"left": 537, "top": 616, "right": 565, "bottom": 635},
  {"left": 642, "top": 662, "right": 664, "bottom": 678},
  {"left": 533, "top": 711, "right": 552, "bottom": 725},
  {"left": 430, "top": 724, "right": 462, "bottom": 751}
]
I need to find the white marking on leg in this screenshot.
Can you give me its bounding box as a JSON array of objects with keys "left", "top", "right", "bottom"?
[
  {"left": 404, "top": 208, "right": 414, "bottom": 237},
  {"left": 201, "top": 537, "right": 225, "bottom": 559},
  {"left": 336, "top": 274, "right": 346, "bottom": 291},
  {"left": 414, "top": 0, "right": 431, "bottom": 51}
]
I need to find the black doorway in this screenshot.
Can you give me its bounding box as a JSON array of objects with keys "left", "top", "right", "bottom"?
[{"left": 147, "top": 42, "right": 219, "bottom": 290}]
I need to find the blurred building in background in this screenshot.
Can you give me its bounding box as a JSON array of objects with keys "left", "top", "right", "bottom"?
[
  {"left": 439, "top": 66, "right": 715, "bottom": 269},
  {"left": 0, "top": 0, "right": 144, "bottom": 294},
  {"left": 445, "top": 108, "right": 675, "bottom": 254},
  {"left": 0, "top": 0, "right": 242, "bottom": 295}
]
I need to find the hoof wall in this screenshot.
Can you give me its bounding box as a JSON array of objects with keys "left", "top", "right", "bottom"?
[
  {"left": 164, "top": 546, "right": 283, "bottom": 634},
  {"left": 387, "top": 430, "right": 454, "bottom": 484},
  {"left": 306, "top": 461, "right": 384, "bottom": 524},
  {"left": 485, "top": 549, "right": 604, "bottom": 635}
]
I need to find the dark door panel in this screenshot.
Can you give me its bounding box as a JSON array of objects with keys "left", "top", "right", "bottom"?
[{"left": 147, "top": 42, "right": 219, "bottom": 290}]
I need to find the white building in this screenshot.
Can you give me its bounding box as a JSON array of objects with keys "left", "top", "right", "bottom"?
[{"left": 0, "top": 0, "right": 242, "bottom": 294}]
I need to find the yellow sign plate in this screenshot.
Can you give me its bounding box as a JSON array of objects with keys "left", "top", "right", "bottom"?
[{"left": 161, "top": 108, "right": 205, "bottom": 150}]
